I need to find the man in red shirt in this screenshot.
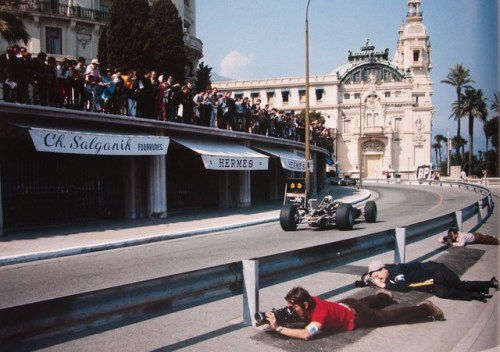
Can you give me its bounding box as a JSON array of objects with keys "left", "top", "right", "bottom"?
[{"left": 265, "top": 286, "right": 444, "bottom": 340}]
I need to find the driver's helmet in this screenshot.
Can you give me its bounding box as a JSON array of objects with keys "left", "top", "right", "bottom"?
[{"left": 323, "top": 195, "right": 334, "bottom": 203}]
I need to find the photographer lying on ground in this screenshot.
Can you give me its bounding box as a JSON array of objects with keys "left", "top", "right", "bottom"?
[
  {"left": 439, "top": 227, "right": 499, "bottom": 246},
  {"left": 359, "top": 260, "right": 498, "bottom": 302},
  {"left": 258, "top": 286, "right": 444, "bottom": 341}
]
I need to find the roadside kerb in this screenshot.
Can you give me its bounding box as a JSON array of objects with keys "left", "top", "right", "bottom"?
[
  {"left": 0, "top": 182, "right": 492, "bottom": 347},
  {"left": 0, "top": 190, "right": 372, "bottom": 267}
]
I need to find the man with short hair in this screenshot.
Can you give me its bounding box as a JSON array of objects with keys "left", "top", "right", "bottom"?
[
  {"left": 264, "top": 286, "right": 444, "bottom": 341},
  {"left": 363, "top": 260, "right": 498, "bottom": 302},
  {"left": 439, "top": 227, "right": 499, "bottom": 246}
]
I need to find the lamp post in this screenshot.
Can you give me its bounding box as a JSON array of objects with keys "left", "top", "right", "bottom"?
[
  {"left": 358, "top": 82, "right": 365, "bottom": 188},
  {"left": 305, "top": 0, "right": 311, "bottom": 195},
  {"left": 447, "top": 129, "right": 450, "bottom": 176}
]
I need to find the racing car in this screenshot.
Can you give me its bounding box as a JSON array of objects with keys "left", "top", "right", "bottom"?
[{"left": 279, "top": 178, "right": 377, "bottom": 231}]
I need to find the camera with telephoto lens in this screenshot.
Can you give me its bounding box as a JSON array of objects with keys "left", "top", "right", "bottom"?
[
  {"left": 355, "top": 273, "right": 375, "bottom": 287},
  {"left": 254, "top": 306, "right": 305, "bottom": 328}
]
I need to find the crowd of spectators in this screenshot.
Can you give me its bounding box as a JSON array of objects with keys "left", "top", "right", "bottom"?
[{"left": 0, "top": 45, "right": 333, "bottom": 150}]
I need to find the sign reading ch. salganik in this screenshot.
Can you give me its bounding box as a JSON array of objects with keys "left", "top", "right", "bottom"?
[{"left": 29, "top": 128, "right": 170, "bottom": 156}]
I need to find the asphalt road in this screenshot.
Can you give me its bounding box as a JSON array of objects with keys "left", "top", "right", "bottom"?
[
  {"left": 0, "top": 184, "right": 484, "bottom": 310},
  {"left": 10, "top": 185, "right": 496, "bottom": 352}
]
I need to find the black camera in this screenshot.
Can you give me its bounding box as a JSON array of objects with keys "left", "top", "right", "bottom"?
[
  {"left": 254, "top": 306, "right": 305, "bottom": 328},
  {"left": 355, "top": 274, "right": 375, "bottom": 287}
]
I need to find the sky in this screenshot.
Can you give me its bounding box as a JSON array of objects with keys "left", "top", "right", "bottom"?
[{"left": 196, "top": 0, "right": 499, "bottom": 162}]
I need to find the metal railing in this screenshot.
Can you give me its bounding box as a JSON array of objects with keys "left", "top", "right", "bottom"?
[
  {"left": 0, "top": 181, "right": 494, "bottom": 346},
  {"left": 11, "top": 1, "right": 109, "bottom": 22}
]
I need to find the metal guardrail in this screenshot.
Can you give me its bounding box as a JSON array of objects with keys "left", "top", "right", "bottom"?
[{"left": 0, "top": 182, "right": 494, "bottom": 346}]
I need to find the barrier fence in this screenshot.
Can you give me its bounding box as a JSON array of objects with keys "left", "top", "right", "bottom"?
[{"left": 0, "top": 181, "right": 494, "bottom": 346}]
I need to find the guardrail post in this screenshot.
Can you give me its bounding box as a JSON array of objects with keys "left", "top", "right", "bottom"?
[
  {"left": 487, "top": 194, "right": 493, "bottom": 215},
  {"left": 242, "top": 259, "right": 259, "bottom": 326},
  {"left": 394, "top": 227, "right": 406, "bottom": 264},
  {"left": 476, "top": 201, "right": 483, "bottom": 225},
  {"left": 454, "top": 210, "right": 463, "bottom": 231}
]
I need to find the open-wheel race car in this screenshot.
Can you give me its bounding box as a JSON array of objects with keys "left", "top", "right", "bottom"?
[{"left": 280, "top": 178, "right": 377, "bottom": 231}]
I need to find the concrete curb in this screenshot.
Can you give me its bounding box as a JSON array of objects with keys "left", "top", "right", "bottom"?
[{"left": 0, "top": 189, "right": 371, "bottom": 267}]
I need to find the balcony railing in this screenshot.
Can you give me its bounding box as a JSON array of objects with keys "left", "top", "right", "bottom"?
[{"left": 11, "top": 1, "right": 109, "bottom": 22}]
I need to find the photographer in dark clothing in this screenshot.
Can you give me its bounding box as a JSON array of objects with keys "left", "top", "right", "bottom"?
[{"left": 362, "top": 260, "right": 498, "bottom": 302}]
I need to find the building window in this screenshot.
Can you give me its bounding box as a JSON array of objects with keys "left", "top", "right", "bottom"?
[
  {"left": 344, "top": 120, "right": 351, "bottom": 133},
  {"left": 354, "top": 93, "right": 360, "bottom": 100},
  {"left": 298, "top": 90, "right": 306, "bottom": 104},
  {"left": 344, "top": 93, "right": 350, "bottom": 100},
  {"left": 395, "top": 117, "right": 402, "bottom": 131},
  {"left": 250, "top": 92, "right": 260, "bottom": 105},
  {"left": 184, "top": 21, "right": 191, "bottom": 34},
  {"left": 385, "top": 91, "right": 391, "bottom": 98},
  {"left": 267, "top": 91, "right": 275, "bottom": 105},
  {"left": 395, "top": 91, "right": 401, "bottom": 97},
  {"left": 413, "top": 50, "right": 420, "bottom": 62},
  {"left": 315, "top": 88, "right": 324, "bottom": 101},
  {"left": 46, "top": 27, "right": 62, "bottom": 55},
  {"left": 353, "top": 72, "right": 361, "bottom": 83},
  {"left": 281, "top": 91, "right": 290, "bottom": 104},
  {"left": 234, "top": 93, "right": 243, "bottom": 100}
]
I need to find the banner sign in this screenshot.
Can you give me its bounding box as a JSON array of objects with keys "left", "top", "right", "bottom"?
[
  {"left": 29, "top": 128, "right": 169, "bottom": 156},
  {"left": 201, "top": 155, "right": 268, "bottom": 170},
  {"left": 280, "top": 157, "right": 313, "bottom": 173}
]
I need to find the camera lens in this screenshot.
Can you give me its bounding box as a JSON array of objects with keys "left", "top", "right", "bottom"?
[{"left": 254, "top": 312, "right": 268, "bottom": 326}]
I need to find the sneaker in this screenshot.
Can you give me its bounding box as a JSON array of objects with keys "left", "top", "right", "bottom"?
[
  {"left": 419, "top": 300, "right": 445, "bottom": 321},
  {"left": 376, "top": 289, "right": 394, "bottom": 299},
  {"left": 490, "top": 277, "right": 498, "bottom": 290}
]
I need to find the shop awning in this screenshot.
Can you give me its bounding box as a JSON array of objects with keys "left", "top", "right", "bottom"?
[
  {"left": 252, "top": 145, "right": 313, "bottom": 172},
  {"left": 172, "top": 137, "right": 269, "bottom": 170},
  {"left": 28, "top": 127, "right": 170, "bottom": 155}
]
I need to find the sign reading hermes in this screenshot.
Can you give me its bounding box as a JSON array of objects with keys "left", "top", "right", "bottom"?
[
  {"left": 29, "top": 128, "right": 170, "bottom": 156},
  {"left": 202, "top": 156, "right": 268, "bottom": 170}
]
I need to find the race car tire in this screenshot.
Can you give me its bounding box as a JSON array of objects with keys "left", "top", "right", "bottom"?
[
  {"left": 364, "top": 201, "right": 377, "bottom": 223},
  {"left": 336, "top": 203, "right": 355, "bottom": 230},
  {"left": 280, "top": 204, "right": 299, "bottom": 231}
]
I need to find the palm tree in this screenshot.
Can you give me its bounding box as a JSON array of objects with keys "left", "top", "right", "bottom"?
[
  {"left": 486, "top": 92, "right": 500, "bottom": 151},
  {"left": 0, "top": 10, "right": 30, "bottom": 44},
  {"left": 432, "top": 142, "right": 440, "bottom": 166},
  {"left": 461, "top": 87, "right": 488, "bottom": 176},
  {"left": 441, "top": 64, "right": 474, "bottom": 166},
  {"left": 434, "top": 134, "right": 447, "bottom": 165}
]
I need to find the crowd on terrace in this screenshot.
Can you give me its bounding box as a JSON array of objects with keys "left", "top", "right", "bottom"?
[{"left": 0, "top": 45, "right": 333, "bottom": 151}]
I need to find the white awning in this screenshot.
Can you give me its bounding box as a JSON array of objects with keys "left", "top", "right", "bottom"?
[
  {"left": 28, "top": 128, "right": 169, "bottom": 155},
  {"left": 252, "top": 146, "right": 313, "bottom": 172},
  {"left": 172, "top": 137, "right": 269, "bottom": 170}
]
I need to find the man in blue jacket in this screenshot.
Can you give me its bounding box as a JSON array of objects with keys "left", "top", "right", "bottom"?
[{"left": 361, "top": 260, "right": 498, "bottom": 302}]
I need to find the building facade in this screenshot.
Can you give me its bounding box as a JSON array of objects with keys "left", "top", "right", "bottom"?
[
  {"left": 1, "top": 0, "right": 202, "bottom": 80},
  {"left": 214, "top": 0, "right": 434, "bottom": 178}
]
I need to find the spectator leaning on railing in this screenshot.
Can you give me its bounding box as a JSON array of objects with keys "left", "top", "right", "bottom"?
[{"left": 0, "top": 49, "right": 334, "bottom": 147}]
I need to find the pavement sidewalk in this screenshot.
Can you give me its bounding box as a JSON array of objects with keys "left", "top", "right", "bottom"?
[{"left": 0, "top": 187, "right": 371, "bottom": 266}]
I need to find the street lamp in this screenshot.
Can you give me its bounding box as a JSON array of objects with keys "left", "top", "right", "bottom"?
[
  {"left": 305, "top": 0, "right": 311, "bottom": 195},
  {"left": 358, "top": 81, "right": 366, "bottom": 188}
]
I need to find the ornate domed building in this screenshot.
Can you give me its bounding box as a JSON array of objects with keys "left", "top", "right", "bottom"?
[{"left": 214, "top": 0, "right": 434, "bottom": 178}]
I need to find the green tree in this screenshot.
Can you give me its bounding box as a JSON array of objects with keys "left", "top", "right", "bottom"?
[
  {"left": 485, "top": 92, "right": 499, "bottom": 151},
  {"left": 145, "top": 0, "right": 187, "bottom": 82},
  {"left": 0, "top": 10, "right": 30, "bottom": 44},
  {"left": 461, "top": 87, "right": 488, "bottom": 176},
  {"left": 441, "top": 64, "right": 474, "bottom": 166},
  {"left": 105, "top": 0, "right": 150, "bottom": 72},
  {"left": 483, "top": 117, "right": 498, "bottom": 153},
  {"left": 434, "top": 134, "right": 447, "bottom": 165},
  {"left": 432, "top": 142, "right": 440, "bottom": 166},
  {"left": 195, "top": 62, "right": 213, "bottom": 93},
  {"left": 97, "top": 25, "right": 108, "bottom": 70}
]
